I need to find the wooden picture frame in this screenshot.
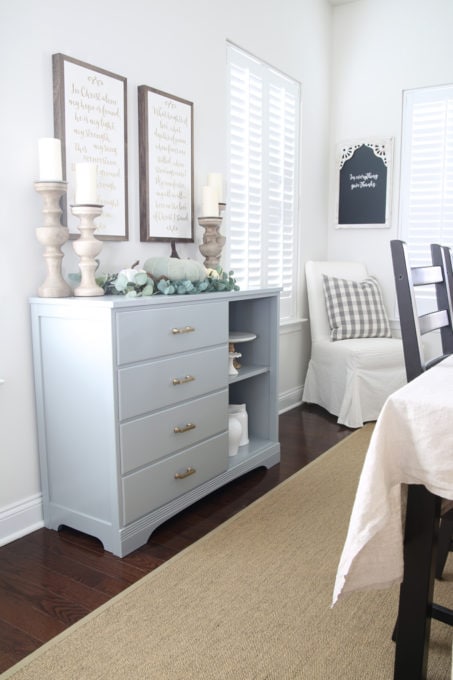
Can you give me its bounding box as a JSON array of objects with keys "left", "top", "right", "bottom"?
[
  {"left": 334, "top": 138, "right": 393, "bottom": 229},
  {"left": 138, "top": 85, "right": 194, "bottom": 243},
  {"left": 53, "top": 53, "right": 128, "bottom": 240}
]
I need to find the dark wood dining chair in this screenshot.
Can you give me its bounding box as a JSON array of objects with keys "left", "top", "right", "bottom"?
[
  {"left": 430, "top": 243, "right": 453, "bottom": 578},
  {"left": 392, "top": 240, "right": 453, "bottom": 577},
  {"left": 392, "top": 239, "right": 453, "bottom": 573},
  {"left": 390, "top": 239, "right": 453, "bottom": 678}
]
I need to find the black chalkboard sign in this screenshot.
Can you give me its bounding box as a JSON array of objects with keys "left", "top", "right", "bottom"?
[{"left": 336, "top": 140, "right": 392, "bottom": 228}]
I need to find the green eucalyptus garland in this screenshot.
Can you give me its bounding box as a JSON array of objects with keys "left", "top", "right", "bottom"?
[{"left": 88, "top": 265, "right": 240, "bottom": 298}]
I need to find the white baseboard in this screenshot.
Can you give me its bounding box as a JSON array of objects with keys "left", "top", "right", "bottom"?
[
  {"left": 279, "top": 386, "right": 304, "bottom": 414},
  {"left": 0, "top": 494, "right": 44, "bottom": 547}
]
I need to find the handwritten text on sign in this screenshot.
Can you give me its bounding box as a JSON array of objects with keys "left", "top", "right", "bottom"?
[
  {"left": 63, "top": 60, "right": 126, "bottom": 238},
  {"left": 147, "top": 90, "right": 192, "bottom": 239},
  {"left": 350, "top": 172, "right": 378, "bottom": 190}
]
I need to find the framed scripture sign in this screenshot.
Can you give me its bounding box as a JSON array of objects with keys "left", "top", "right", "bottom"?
[
  {"left": 334, "top": 138, "right": 393, "bottom": 229},
  {"left": 53, "top": 53, "right": 128, "bottom": 240},
  {"left": 138, "top": 85, "right": 194, "bottom": 243}
]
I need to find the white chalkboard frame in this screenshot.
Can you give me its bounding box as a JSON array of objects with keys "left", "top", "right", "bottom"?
[
  {"left": 334, "top": 137, "right": 393, "bottom": 229},
  {"left": 138, "top": 85, "right": 194, "bottom": 243},
  {"left": 52, "top": 53, "right": 128, "bottom": 240}
]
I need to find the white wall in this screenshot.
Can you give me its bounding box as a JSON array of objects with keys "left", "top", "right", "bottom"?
[
  {"left": 328, "top": 0, "right": 453, "bottom": 314},
  {"left": 0, "top": 0, "right": 332, "bottom": 543}
]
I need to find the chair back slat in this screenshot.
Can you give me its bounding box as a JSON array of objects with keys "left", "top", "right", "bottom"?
[
  {"left": 411, "top": 266, "right": 443, "bottom": 286},
  {"left": 419, "top": 309, "right": 450, "bottom": 335}
]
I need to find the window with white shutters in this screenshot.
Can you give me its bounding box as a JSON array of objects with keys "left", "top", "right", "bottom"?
[
  {"left": 400, "top": 84, "right": 453, "bottom": 307},
  {"left": 226, "top": 42, "right": 301, "bottom": 321}
]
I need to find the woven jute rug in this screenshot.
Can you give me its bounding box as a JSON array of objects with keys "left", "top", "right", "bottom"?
[{"left": 3, "top": 424, "right": 452, "bottom": 679}]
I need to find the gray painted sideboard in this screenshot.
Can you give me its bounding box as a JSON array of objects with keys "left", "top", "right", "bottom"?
[{"left": 30, "top": 288, "right": 281, "bottom": 556}]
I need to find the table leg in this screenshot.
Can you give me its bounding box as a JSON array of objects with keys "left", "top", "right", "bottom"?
[{"left": 393, "top": 485, "right": 441, "bottom": 680}]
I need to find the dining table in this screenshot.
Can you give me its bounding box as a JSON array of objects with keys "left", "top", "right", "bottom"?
[{"left": 332, "top": 354, "right": 453, "bottom": 679}]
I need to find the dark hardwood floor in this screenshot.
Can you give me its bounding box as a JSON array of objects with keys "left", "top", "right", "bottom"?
[{"left": 0, "top": 404, "right": 352, "bottom": 673}]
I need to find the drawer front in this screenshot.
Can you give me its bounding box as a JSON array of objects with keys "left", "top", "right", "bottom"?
[
  {"left": 116, "top": 301, "right": 227, "bottom": 364},
  {"left": 120, "top": 389, "right": 228, "bottom": 474},
  {"left": 118, "top": 346, "right": 227, "bottom": 420},
  {"left": 122, "top": 433, "right": 228, "bottom": 524}
]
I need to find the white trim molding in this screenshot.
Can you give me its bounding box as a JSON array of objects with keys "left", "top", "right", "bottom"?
[
  {"left": 389, "top": 318, "right": 401, "bottom": 338},
  {"left": 279, "top": 386, "right": 304, "bottom": 414},
  {"left": 0, "top": 493, "right": 44, "bottom": 546},
  {"left": 280, "top": 317, "right": 308, "bottom": 335}
]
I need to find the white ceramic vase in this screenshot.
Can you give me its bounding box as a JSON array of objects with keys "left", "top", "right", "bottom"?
[
  {"left": 228, "top": 414, "right": 242, "bottom": 457},
  {"left": 228, "top": 404, "right": 249, "bottom": 446}
]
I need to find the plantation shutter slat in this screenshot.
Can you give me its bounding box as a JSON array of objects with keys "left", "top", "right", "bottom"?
[
  {"left": 227, "top": 43, "right": 300, "bottom": 320},
  {"left": 401, "top": 86, "right": 453, "bottom": 266}
]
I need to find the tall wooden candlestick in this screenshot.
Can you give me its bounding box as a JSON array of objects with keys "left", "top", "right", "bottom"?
[
  {"left": 198, "top": 216, "right": 226, "bottom": 269},
  {"left": 34, "top": 180, "right": 72, "bottom": 298},
  {"left": 71, "top": 204, "right": 104, "bottom": 296}
]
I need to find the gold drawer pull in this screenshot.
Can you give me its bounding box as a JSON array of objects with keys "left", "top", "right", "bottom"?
[
  {"left": 172, "top": 375, "right": 195, "bottom": 385},
  {"left": 172, "top": 326, "right": 195, "bottom": 334},
  {"left": 174, "top": 466, "right": 196, "bottom": 480},
  {"left": 174, "top": 423, "right": 196, "bottom": 433}
]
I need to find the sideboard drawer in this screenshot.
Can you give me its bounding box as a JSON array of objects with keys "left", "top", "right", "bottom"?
[
  {"left": 120, "top": 389, "right": 228, "bottom": 474},
  {"left": 122, "top": 432, "right": 228, "bottom": 524},
  {"left": 118, "top": 346, "right": 227, "bottom": 420},
  {"left": 116, "top": 302, "right": 227, "bottom": 364}
]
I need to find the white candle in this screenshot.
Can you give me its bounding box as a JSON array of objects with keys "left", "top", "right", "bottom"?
[
  {"left": 201, "top": 186, "right": 219, "bottom": 216},
  {"left": 75, "top": 163, "right": 98, "bottom": 204},
  {"left": 207, "top": 172, "right": 224, "bottom": 203},
  {"left": 38, "top": 138, "right": 63, "bottom": 181}
]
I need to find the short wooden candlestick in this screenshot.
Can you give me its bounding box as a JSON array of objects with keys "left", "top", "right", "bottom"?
[
  {"left": 71, "top": 204, "right": 104, "bottom": 297},
  {"left": 34, "top": 181, "right": 72, "bottom": 298},
  {"left": 198, "top": 216, "right": 226, "bottom": 269}
]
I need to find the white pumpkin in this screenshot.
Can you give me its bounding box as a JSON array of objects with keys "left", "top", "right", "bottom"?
[
  {"left": 144, "top": 257, "right": 207, "bottom": 282},
  {"left": 118, "top": 267, "right": 147, "bottom": 282}
]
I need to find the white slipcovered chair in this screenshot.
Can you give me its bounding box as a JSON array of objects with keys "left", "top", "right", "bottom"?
[{"left": 302, "top": 260, "right": 407, "bottom": 429}]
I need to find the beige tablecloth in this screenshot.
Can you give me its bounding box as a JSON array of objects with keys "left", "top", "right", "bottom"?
[{"left": 333, "top": 355, "right": 453, "bottom": 605}]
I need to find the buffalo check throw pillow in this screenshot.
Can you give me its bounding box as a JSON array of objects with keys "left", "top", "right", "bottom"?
[{"left": 322, "top": 274, "right": 391, "bottom": 341}]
